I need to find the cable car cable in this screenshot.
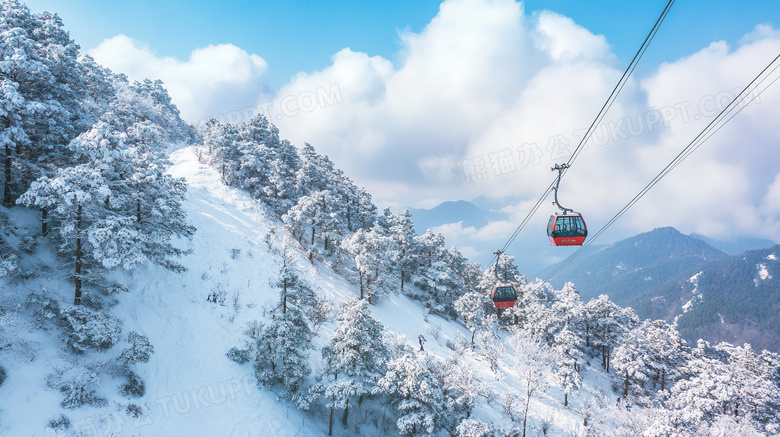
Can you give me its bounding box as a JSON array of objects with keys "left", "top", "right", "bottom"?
[
  {"left": 489, "top": 0, "right": 675, "bottom": 267},
  {"left": 544, "top": 53, "right": 780, "bottom": 281}
]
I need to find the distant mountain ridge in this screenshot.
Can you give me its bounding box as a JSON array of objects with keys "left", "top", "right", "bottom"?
[
  {"left": 544, "top": 226, "right": 780, "bottom": 352},
  {"left": 689, "top": 232, "right": 776, "bottom": 255},
  {"left": 544, "top": 227, "right": 729, "bottom": 305},
  {"left": 656, "top": 244, "right": 780, "bottom": 352},
  {"left": 407, "top": 200, "right": 501, "bottom": 235}
]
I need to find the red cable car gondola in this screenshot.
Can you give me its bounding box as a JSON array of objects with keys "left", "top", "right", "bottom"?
[
  {"left": 489, "top": 250, "right": 517, "bottom": 309},
  {"left": 548, "top": 163, "right": 588, "bottom": 247},
  {"left": 491, "top": 283, "right": 517, "bottom": 309},
  {"left": 547, "top": 214, "right": 588, "bottom": 246}
]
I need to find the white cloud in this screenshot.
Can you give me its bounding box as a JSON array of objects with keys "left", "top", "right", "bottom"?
[
  {"left": 275, "top": 3, "right": 780, "bottom": 245},
  {"left": 532, "top": 11, "right": 613, "bottom": 63},
  {"left": 87, "top": 2, "right": 780, "bottom": 246},
  {"left": 89, "top": 35, "right": 268, "bottom": 121}
]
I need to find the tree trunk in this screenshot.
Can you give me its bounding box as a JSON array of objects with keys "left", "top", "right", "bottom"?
[
  {"left": 585, "top": 325, "right": 590, "bottom": 347},
  {"left": 341, "top": 402, "right": 349, "bottom": 427},
  {"left": 41, "top": 208, "right": 48, "bottom": 236},
  {"left": 661, "top": 367, "right": 666, "bottom": 392},
  {"left": 564, "top": 392, "right": 568, "bottom": 407},
  {"left": 359, "top": 270, "right": 364, "bottom": 300},
  {"left": 522, "top": 393, "right": 530, "bottom": 437},
  {"left": 366, "top": 274, "right": 371, "bottom": 304},
  {"left": 3, "top": 144, "right": 12, "bottom": 207},
  {"left": 602, "top": 345, "right": 607, "bottom": 370},
  {"left": 282, "top": 276, "right": 287, "bottom": 314},
  {"left": 400, "top": 269, "right": 404, "bottom": 291},
  {"left": 137, "top": 198, "right": 142, "bottom": 224},
  {"left": 623, "top": 373, "right": 629, "bottom": 397},
  {"left": 328, "top": 406, "right": 334, "bottom": 436},
  {"left": 311, "top": 226, "right": 315, "bottom": 246},
  {"left": 74, "top": 205, "right": 83, "bottom": 305}
]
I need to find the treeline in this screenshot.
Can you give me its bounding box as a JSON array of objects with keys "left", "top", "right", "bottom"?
[
  {"left": 197, "top": 83, "right": 780, "bottom": 437},
  {"left": 1, "top": 0, "right": 196, "bottom": 303},
  {"left": 197, "top": 116, "right": 484, "bottom": 317}
]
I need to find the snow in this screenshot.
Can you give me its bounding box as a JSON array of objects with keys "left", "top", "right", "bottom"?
[
  {"left": 675, "top": 272, "right": 703, "bottom": 325},
  {"left": 0, "top": 147, "right": 637, "bottom": 436},
  {"left": 767, "top": 253, "right": 777, "bottom": 261},
  {"left": 0, "top": 148, "right": 320, "bottom": 436},
  {"left": 755, "top": 263, "right": 772, "bottom": 286}
]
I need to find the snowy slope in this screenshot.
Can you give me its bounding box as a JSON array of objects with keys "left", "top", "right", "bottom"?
[{"left": 0, "top": 147, "right": 629, "bottom": 436}]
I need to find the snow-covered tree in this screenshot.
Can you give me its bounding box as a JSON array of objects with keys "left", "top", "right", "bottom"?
[
  {"left": 552, "top": 324, "right": 583, "bottom": 406},
  {"left": 275, "top": 248, "right": 318, "bottom": 314},
  {"left": 436, "top": 354, "right": 482, "bottom": 426},
  {"left": 18, "top": 120, "right": 194, "bottom": 302},
  {"left": 60, "top": 305, "right": 122, "bottom": 353},
  {"left": 315, "top": 299, "right": 389, "bottom": 435},
  {"left": 455, "top": 291, "right": 488, "bottom": 346},
  {"left": 411, "top": 230, "right": 464, "bottom": 316},
  {"left": 254, "top": 305, "right": 313, "bottom": 405},
  {"left": 116, "top": 331, "right": 154, "bottom": 369},
  {"left": 1, "top": 1, "right": 87, "bottom": 205},
  {"left": 510, "top": 330, "right": 559, "bottom": 437},
  {"left": 385, "top": 209, "right": 418, "bottom": 292},
  {"left": 341, "top": 225, "right": 395, "bottom": 302},
  {"left": 374, "top": 353, "right": 445, "bottom": 436},
  {"left": 657, "top": 341, "right": 780, "bottom": 434},
  {"left": 456, "top": 418, "right": 493, "bottom": 437},
  {"left": 475, "top": 329, "right": 505, "bottom": 379},
  {"left": 201, "top": 118, "right": 240, "bottom": 183},
  {"left": 284, "top": 189, "right": 341, "bottom": 253},
  {"left": 612, "top": 319, "right": 686, "bottom": 398},
  {"left": 583, "top": 294, "right": 638, "bottom": 373}
]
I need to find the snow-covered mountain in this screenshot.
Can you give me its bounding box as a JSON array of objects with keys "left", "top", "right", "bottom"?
[
  {"left": 542, "top": 227, "right": 780, "bottom": 353},
  {"left": 665, "top": 245, "right": 780, "bottom": 353},
  {"left": 542, "top": 227, "right": 729, "bottom": 307},
  {"left": 0, "top": 148, "right": 622, "bottom": 436},
  {"left": 1, "top": 3, "right": 778, "bottom": 436}
]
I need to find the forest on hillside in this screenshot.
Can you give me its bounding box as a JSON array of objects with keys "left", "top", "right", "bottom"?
[{"left": 1, "top": 1, "right": 780, "bottom": 436}]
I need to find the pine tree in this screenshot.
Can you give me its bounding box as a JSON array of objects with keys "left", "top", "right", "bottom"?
[
  {"left": 19, "top": 163, "right": 113, "bottom": 304},
  {"left": 385, "top": 209, "right": 418, "bottom": 292},
  {"left": 583, "top": 294, "right": 638, "bottom": 373},
  {"left": 1, "top": 1, "right": 86, "bottom": 205},
  {"left": 436, "top": 354, "right": 481, "bottom": 425},
  {"left": 455, "top": 291, "right": 488, "bottom": 346},
  {"left": 552, "top": 324, "right": 583, "bottom": 406},
  {"left": 374, "top": 353, "right": 445, "bottom": 436},
  {"left": 655, "top": 341, "right": 780, "bottom": 435},
  {"left": 255, "top": 305, "right": 313, "bottom": 404},
  {"left": 316, "top": 299, "right": 389, "bottom": 434},
  {"left": 612, "top": 320, "right": 686, "bottom": 398}
]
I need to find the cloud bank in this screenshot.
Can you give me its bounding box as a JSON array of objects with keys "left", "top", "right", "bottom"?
[{"left": 87, "top": 0, "right": 780, "bottom": 264}]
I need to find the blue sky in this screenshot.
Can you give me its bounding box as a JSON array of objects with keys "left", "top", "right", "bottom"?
[
  {"left": 20, "top": 0, "right": 780, "bottom": 268},
  {"left": 25, "top": 0, "right": 780, "bottom": 88}
]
